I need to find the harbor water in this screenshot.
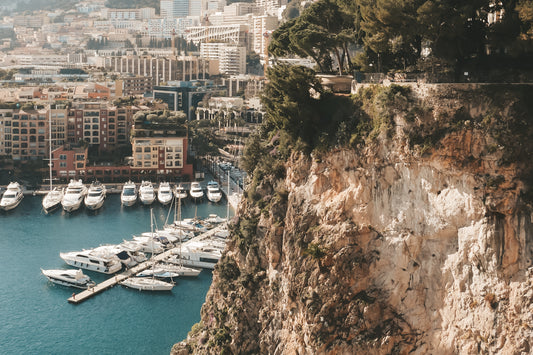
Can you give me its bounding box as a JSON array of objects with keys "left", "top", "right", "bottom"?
[{"left": 0, "top": 195, "right": 231, "bottom": 355}]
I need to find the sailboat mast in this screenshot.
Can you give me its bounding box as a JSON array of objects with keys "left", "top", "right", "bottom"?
[
  {"left": 226, "top": 169, "right": 230, "bottom": 220},
  {"left": 48, "top": 102, "right": 53, "bottom": 191}
]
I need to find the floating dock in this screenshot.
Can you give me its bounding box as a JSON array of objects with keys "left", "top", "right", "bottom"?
[{"left": 67, "top": 225, "right": 226, "bottom": 304}]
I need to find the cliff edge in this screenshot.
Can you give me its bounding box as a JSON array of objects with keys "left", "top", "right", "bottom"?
[{"left": 173, "top": 84, "right": 533, "bottom": 354}]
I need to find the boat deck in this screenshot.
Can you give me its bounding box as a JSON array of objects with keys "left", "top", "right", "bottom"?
[{"left": 67, "top": 225, "right": 227, "bottom": 304}]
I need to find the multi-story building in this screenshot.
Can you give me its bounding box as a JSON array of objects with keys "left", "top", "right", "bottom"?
[
  {"left": 130, "top": 120, "right": 193, "bottom": 178},
  {"left": 102, "top": 8, "right": 156, "bottom": 20},
  {"left": 105, "top": 55, "right": 213, "bottom": 85},
  {"left": 66, "top": 103, "right": 137, "bottom": 152},
  {"left": 51, "top": 145, "right": 88, "bottom": 181},
  {"left": 200, "top": 42, "right": 246, "bottom": 75},
  {"left": 153, "top": 82, "right": 223, "bottom": 120},
  {"left": 161, "top": 0, "right": 189, "bottom": 18},
  {"left": 0, "top": 106, "right": 67, "bottom": 161},
  {"left": 115, "top": 76, "right": 154, "bottom": 97},
  {"left": 252, "top": 15, "right": 278, "bottom": 57},
  {"left": 255, "top": 0, "right": 287, "bottom": 15}
]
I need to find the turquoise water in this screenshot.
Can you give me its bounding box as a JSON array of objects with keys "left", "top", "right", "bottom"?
[{"left": 0, "top": 195, "right": 230, "bottom": 355}]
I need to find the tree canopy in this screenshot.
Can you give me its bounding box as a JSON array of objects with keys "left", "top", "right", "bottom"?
[{"left": 268, "top": 0, "right": 533, "bottom": 76}]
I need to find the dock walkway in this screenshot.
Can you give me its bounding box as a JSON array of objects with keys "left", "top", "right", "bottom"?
[{"left": 67, "top": 225, "right": 226, "bottom": 304}]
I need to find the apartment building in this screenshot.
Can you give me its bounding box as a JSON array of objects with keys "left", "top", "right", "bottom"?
[
  {"left": 66, "top": 103, "right": 136, "bottom": 152},
  {"left": 252, "top": 15, "right": 278, "bottom": 57},
  {"left": 115, "top": 76, "right": 153, "bottom": 97},
  {"left": 0, "top": 106, "right": 66, "bottom": 161},
  {"left": 200, "top": 42, "right": 246, "bottom": 75},
  {"left": 105, "top": 55, "right": 213, "bottom": 85}
]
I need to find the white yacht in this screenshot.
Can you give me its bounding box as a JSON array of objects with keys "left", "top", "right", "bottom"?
[
  {"left": 139, "top": 181, "right": 155, "bottom": 205},
  {"left": 61, "top": 179, "right": 87, "bottom": 212},
  {"left": 121, "top": 181, "right": 137, "bottom": 207},
  {"left": 206, "top": 181, "right": 222, "bottom": 203},
  {"left": 189, "top": 182, "right": 204, "bottom": 200},
  {"left": 41, "top": 269, "right": 96, "bottom": 289},
  {"left": 0, "top": 182, "right": 23, "bottom": 211},
  {"left": 175, "top": 184, "right": 187, "bottom": 199},
  {"left": 59, "top": 249, "right": 122, "bottom": 274},
  {"left": 84, "top": 181, "right": 106, "bottom": 211},
  {"left": 93, "top": 245, "right": 147, "bottom": 268},
  {"left": 136, "top": 268, "right": 182, "bottom": 279},
  {"left": 168, "top": 244, "right": 222, "bottom": 269},
  {"left": 42, "top": 187, "right": 63, "bottom": 213},
  {"left": 157, "top": 182, "right": 173, "bottom": 205},
  {"left": 154, "top": 262, "right": 201, "bottom": 277},
  {"left": 120, "top": 277, "right": 174, "bottom": 291}
]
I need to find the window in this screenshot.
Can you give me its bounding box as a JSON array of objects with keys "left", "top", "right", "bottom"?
[
  {"left": 60, "top": 154, "right": 67, "bottom": 160},
  {"left": 77, "top": 163, "right": 84, "bottom": 168},
  {"left": 60, "top": 162, "right": 67, "bottom": 167}
]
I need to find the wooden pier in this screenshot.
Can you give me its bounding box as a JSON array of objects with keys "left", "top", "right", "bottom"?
[{"left": 67, "top": 225, "right": 226, "bottom": 304}]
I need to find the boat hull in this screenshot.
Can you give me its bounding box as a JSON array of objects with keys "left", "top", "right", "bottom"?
[
  {"left": 62, "top": 198, "right": 83, "bottom": 212},
  {"left": 42, "top": 270, "right": 95, "bottom": 289},
  {"left": 121, "top": 197, "right": 137, "bottom": 206},
  {"left": 85, "top": 198, "right": 105, "bottom": 211},
  {"left": 0, "top": 195, "right": 23, "bottom": 211},
  {"left": 120, "top": 277, "right": 174, "bottom": 291},
  {"left": 60, "top": 253, "right": 122, "bottom": 274}
]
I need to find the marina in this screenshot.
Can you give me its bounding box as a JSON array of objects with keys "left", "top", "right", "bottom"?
[
  {"left": 0, "top": 194, "right": 233, "bottom": 354},
  {"left": 67, "top": 225, "right": 226, "bottom": 304}
]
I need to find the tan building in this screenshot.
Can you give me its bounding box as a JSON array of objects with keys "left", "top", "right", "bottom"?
[
  {"left": 131, "top": 136, "right": 193, "bottom": 177},
  {"left": 115, "top": 76, "right": 153, "bottom": 97}
]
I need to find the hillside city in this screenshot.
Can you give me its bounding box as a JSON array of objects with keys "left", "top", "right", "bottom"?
[{"left": 0, "top": 0, "right": 298, "bottom": 185}]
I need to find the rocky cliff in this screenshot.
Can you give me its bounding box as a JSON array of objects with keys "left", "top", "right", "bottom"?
[{"left": 172, "top": 84, "right": 533, "bottom": 354}]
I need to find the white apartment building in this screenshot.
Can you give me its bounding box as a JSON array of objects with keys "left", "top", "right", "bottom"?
[
  {"left": 161, "top": 0, "right": 189, "bottom": 18},
  {"left": 200, "top": 42, "right": 246, "bottom": 75},
  {"left": 101, "top": 8, "right": 156, "bottom": 20},
  {"left": 255, "top": 0, "right": 287, "bottom": 15},
  {"left": 189, "top": 0, "right": 202, "bottom": 16},
  {"left": 252, "top": 15, "right": 278, "bottom": 57}
]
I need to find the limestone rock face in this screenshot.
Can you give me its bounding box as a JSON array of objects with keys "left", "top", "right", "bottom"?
[{"left": 172, "top": 85, "right": 533, "bottom": 355}]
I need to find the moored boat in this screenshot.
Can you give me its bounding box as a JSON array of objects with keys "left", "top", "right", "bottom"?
[
  {"left": 189, "top": 182, "right": 204, "bottom": 200},
  {"left": 121, "top": 181, "right": 137, "bottom": 207},
  {"left": 84, "top": 181, "right": 106, "bottom": 211},
  {"left": 59, "top": 249, "right": 122, "bottom": 274},
  {"left": 61, "top": 179, "right": 87, "bottom": 212},
  {"left": 41, "top": 269, "right": 96, "bottom": 289},
  {"left": 120, "top": 277, "right": 174, "bottom": 291},
  {"left": 157, "top": 182, "right": 173, "bottom": 205},
  {"left": 0, "top": 182, "right": 24, "bottom": 211},
  {"left": 42, "top": 187, "right": 63, "bottom": 213},
  {"left": 206, "top": 181, "right": 222, "bottom": 203},
  {"left": 139, "top": 180, "right": 155, "bottom": 205}
]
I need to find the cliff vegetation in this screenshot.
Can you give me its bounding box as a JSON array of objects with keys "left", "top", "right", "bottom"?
[{"left": 172, "top": 74, "right": 533, "bottom": 354}]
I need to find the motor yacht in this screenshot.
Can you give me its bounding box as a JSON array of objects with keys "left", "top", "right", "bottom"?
[
  {"left": 61, "top": 179, "right": 87, "bottom": 212},
  {"left": 157, "top": 182, "right": 173, "bottom": 205},
  {"left": 0, "top": 182, "right": 23, "bottom": 211},
  {"left": 175, "top": 184, "right": 187, "bottom": 199},
  {"left": 59, "top": 249, "right": 122, "bottom": 274},
  {"left": 121, "top": 181, "right": 137, "bottom": 207},
  {"left": 139, "top": 180, "right": 155, "bottom": 205},
  {"left": 168, "top": 244, "right": 222, "bottom": 269},
  {"left": 153, "top": 262, "right": 201, "bottom": 277},
  {"left": 189, "top": 182, "right": 204, "bottom": 200},
  {"left": 41, "top": 269, "right": 96, "bottom": 289},
  {"left": 84, "top": 181, "right": 106, "bottom": 211},
  {"left": 206, "top": 181, "right": 222, "bottom": 203},
  {"left": 42, "top": 187, "right": 63, "bottom": 213},
  {"left": 93, "top": 245, "right": 147, "bottom": 268},
  {"left": 120, "top": 277, "right": 174, "bottom": 291}
]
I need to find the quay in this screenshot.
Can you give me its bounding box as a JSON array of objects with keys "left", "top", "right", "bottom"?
[{"left": 68, "top": 225, "right": 227, "bottom": 304}]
